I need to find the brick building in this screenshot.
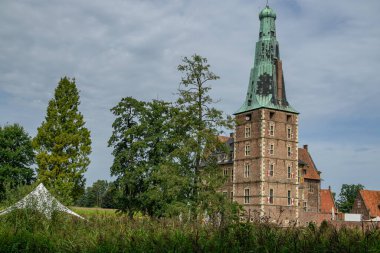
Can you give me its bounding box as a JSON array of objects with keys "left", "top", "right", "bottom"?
[
  {"left": 351, "top": 190, "right": 380, "bottom": 220},
  {"left": 219, "top": 5, "right": 335, "bottom": 225}
]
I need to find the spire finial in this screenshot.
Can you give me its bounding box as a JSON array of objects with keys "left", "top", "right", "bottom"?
[{"left": 266, "top": 0, "right": 269, "bottom": 6}]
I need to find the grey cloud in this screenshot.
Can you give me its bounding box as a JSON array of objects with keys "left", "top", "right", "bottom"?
[{"left": 0, "top": 0, "right": 379, "bottom": 188}]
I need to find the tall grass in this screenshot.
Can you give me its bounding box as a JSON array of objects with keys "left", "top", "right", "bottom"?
[{"left": 0, "top": 210, "right": 379, "bottom": 252}]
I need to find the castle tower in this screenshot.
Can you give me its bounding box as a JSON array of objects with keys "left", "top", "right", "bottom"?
[{"left": 233, "top": 5, "right": 299, "bottom": 223}]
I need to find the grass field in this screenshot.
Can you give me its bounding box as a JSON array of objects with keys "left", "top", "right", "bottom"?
[
  {"left": 70, "top": 206, "right": 118, "bottom": 216},
  {"left": 0, "top": 207, "right": 380, "bottom": 252}
]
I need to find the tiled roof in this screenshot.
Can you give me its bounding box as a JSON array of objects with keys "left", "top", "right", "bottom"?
[
  {"left": 359, "top": 190, "right": 380, "bottom": 218},
  {"left": 218, "top": 135, "right": 231, "bottom": 143},
  {"left": 320, "top": 189, "right": 336, "bottom": 213},
  {"left": 298, "top": 148, "right": 321, "bottom": 180}
]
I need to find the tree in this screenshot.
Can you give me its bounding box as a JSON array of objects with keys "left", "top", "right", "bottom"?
[
  {"left": 109, "top": 55, "right": 236, "bottom": 221},
  {"left": 76, "top": 180, "right": 109, "bottom": 207},
  {"left": 175, "top": 54, "right": 233, "bottom": 214},
  {"left": 0, "top": 124, "right": 35, "bottom": 200},
  {"left": 108, "top": 97, "right": 183, "bottom": 217},
  {"left": 337, "top": 184, "right": 365, "bottom": 213},
  {"left": 33, "top": 77, "right": 91, "bottom": 204}
]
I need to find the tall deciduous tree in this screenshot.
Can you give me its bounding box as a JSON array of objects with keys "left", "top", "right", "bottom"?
[
  {"left": 176, "top": 54, "right": 233, "bottom": 213},
  {"left": 33, "top": 77, "right": 91, "bottom": 204},
  {"left": 109, "top": 97, "right": 185, "bottom": 217},
  {"left": 0, "top": 124, "right": 35, "bottom": 200},
  {"left": 109, "top": 55, "right": 237, "bottom": 221},
  {"left": 337, "top": 184, "right": 365, "bottom": 213}
]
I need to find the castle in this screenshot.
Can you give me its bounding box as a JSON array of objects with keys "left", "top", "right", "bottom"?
[{"left": 219, "top": 5, "right": 336, "bottom": 225}]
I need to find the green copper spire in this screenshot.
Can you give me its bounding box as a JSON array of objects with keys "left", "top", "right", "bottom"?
[{"left": 235, "top": 5, "right": 297, "bottom": 114}]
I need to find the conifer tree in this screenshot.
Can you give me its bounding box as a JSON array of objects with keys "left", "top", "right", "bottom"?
[{"left": 33, "top": 77, "right": 91, "bottom": 204}]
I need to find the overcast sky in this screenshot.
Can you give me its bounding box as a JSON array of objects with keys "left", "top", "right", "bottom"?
[{"left": 1, "top": 0, "right": 379, "bottom": 194}]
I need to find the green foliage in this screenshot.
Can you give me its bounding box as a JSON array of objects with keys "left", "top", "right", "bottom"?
[
  {"left": 0, "top": 124, "right": 35, "bottom": 201},
  {"left": 337, "top": 184, "right": 365, "bottom": 213},
  {"left": 109, "top": 55, "right": 235, "bottom": 220},
  {"left": 33, "top": 77, "right": 91, "bottom": 204},
  {"left": 76, "top": 180, "right": 111, "bottom": 208},
  {"left": 0, "top": 212, "right": 379, "bottom": 252},
  {"left": 176, "top": 54, "right": 233, "bottom": 214},
  {"left": 109, "top": 97, "right": 187, "bottom": 217}
]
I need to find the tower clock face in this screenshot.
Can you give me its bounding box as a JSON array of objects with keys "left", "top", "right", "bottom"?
[{"left": 257, "top": 73, "right": 273, "bottom": 96}]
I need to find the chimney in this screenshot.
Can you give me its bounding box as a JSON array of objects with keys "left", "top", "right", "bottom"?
[{"left": 303, "top": 144, "right": 308, "bottom": 151}]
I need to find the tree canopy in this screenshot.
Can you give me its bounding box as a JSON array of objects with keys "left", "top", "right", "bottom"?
[
  {"left": 337, "top": 184, "right": 365, "bottom": 213},
  {"left": 0, "top": 124, "right": 35, "bottom": 200},
  {"left": 108, "top": 54, "right": 237, "bottom": 220},
  {"left": 33, "top": 77, "right": 91, "bottom": 204}
]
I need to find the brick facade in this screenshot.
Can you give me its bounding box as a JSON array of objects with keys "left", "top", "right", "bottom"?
[{"left": 230, "top": 109, "right": 299, "bottom": 223}]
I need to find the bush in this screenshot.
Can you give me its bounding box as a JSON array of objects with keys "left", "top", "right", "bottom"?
[{"left": 0, "top": 211, "right": 379, "bottom": 252}]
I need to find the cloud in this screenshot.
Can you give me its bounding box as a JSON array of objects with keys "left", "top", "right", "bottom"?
[{"left": 0, "top": 0, "right": 379, "bottom": 191}]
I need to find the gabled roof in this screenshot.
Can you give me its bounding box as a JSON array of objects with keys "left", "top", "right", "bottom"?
[
  {"left": 218, "top": 135, "right": 231, "bottom": 143},
  {"left": 298, "top": 147, "right": 321, "bottom": 180},
  {"left": 320, "top": 189, "right": 336, "bottom": 213},
  {"left": 359, "top": 190, "right": 380, "bottom": 218}
]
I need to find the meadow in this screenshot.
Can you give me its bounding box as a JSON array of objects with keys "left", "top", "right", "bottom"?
[{"left": 0, "top": 207, "right": 379, "bottom": 253}]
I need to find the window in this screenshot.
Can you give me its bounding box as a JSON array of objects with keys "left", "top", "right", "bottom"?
[
  {"left": 223, "top": 168, "right": 228, "bottom": 176},
  {"left": 245, "top": 143, "right": 251, "bottom": 156},
  {"left": 269, "top": 189, "right": 274, "bottom": 204},
  {"left": 244, "top": 188, "right": 250, "bottom": 204},
  {"left": 244, "top": 163, "right": 250, "bottom": 178},
  {"left": 287, "top": 166, "right": 292, "bottom": 179},
  {"left": 287, "top": 127, "right": 292, "bottom": 139},
  {"left": 357, "top": 200, "right": 361, "bottom": 208},
  {"left": 269, "top": 123, "right": 275, "bottom": 136},
  {"left": 308, "top": 184, "right": 314, "bottom": 193},
  {"left": 287, "top": 115, "right": 292, "bottom": 122},
  {"left": 223, "top": 191, "right": 228, "bottom": 197},
  {"left": 245, "top": 114, "right": 251, "bottom": 121},
  {"left": 269, "top": 112, "right": 275, "bottom": 119},
  {"left": 287, "top": 191, "right": 291, "bottom": 206},
  {"left": 303, "top": 201, "right": 307, "bottom": 211},
  {"left": 230, "top": 168, "right": 234, "bottom": 182},
  {"left": 268, "top": 163, "right": 274, "bottom": 177},
  {"left": 287, "top": 146, "right": 291, "bottom": 157},
  {"left": 245, "top": 124, "right": 251, "bottom": 138},
  {"left": 230, "top": 192, "right": 233, "bottom": 202},
  {"left": 269, "top": 144, "right": 274, "bottom": 155}
]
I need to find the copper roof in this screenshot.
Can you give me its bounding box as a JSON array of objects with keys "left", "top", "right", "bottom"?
[
  {"left": 359, "top": 190, "right": 380, "bottom": 218},
  {"left": 320, "top": 189, "right": 336, "bottom": 213},
  {"left": 298, "top": 148, "right": 321, "bottom": 180}
]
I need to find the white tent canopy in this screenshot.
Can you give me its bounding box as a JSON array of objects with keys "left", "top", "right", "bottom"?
[{"left": 0, "top": 183, "right": 84, "bottom": 219}]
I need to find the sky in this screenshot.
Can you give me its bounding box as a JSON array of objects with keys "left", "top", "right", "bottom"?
[{"left": 1, "top": 0, "right": 379, "bottom": 194}]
